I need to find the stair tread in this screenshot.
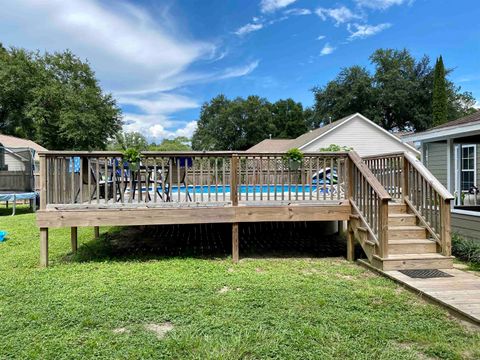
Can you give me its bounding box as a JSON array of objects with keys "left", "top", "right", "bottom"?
[
  {"left": 385, "top": 253, "right": 451, "bottom": 260},
  {"left": 389, "top": 239, "right": 435, "bottom": 245},
  {"left": 388, "top": 213, "right": 415, "bottom": 218},
  {"left": 389, "top": 225, "right": 425, "bottom": 231}
]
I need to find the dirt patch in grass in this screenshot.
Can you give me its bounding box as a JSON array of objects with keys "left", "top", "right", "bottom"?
[
  {"left": 144, "top": 322, "right": 174, "bottom": 339},
  {"left": 112, "top": 327, "right": 130, "bottom": 334}
]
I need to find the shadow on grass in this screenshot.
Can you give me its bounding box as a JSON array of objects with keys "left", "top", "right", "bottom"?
[
  {"left": 66, "top": 222, "right": 365, "bottom": 264},
  {"left": 0, "top": 204, "right": 34, "bottom": 217}
]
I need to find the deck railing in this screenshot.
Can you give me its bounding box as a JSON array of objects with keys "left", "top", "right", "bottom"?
[
  {"left": 403, "top": 152, "right": 454, "bottom": 255},
  {"left": 363, "top": 152, "right": 403, "bottom": 200},
  {"left": 348, "top": 151, "right": 391, "bottom": 257},
  {"left": 39, "top": 151, "right": 349, "bottom": 209},
  {"left": 364, "top": 151, "right": 454, "bottom": 256}
]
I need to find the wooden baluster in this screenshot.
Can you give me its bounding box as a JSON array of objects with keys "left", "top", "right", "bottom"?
[
  {"left": 40, "top": 155, "right": 47, "bottom": 209},
  {"left": 206, "top": 157, "right": 212, "bottom": 202},
  {"left": 95, "top": 159, "right": 100, "bottom": 204},
  {"left": 259, "top": 156, "right": 264, "bottom": 201},
  {"left": 215, "top": 158, "right": 219, "bottom": 202},
  {"left": 86, "top": 157, "right": 92, "bottom": 204},
  {"left": 70, "top": 157, "right": 75, "bottom": 204},
  {"left": 281, "top": 157, "right": 285, "bottom": 201},
  {"left": 199, "top": 158, "right": 203, "bottom": 203},
  {"left": 322, "top": 158, "right": 327, "bottom": 200},
  {"left": 178, "top": 158, "right": 181, "bottom": 202},
  {"left": 252, "top": 156, "right": 257, "bottom": 201},
  {"left": 308, "top": 157, "right": 316, "bottom": 201},
  {"left": 267, "top": 157, "right": 271, "bottom": 201},
  {"left": 440, "top": 199, "right": 451, "bottom": 256},
  {"left": 231, "top": 155, "right": 239, "bottom": 206},
  {"left": 336, "top": 157, "right": 341, "bottom": 200}
]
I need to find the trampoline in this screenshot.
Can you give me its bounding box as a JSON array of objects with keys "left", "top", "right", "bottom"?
[
  {"left": 0, "top": 145, "right": 38, "bottom": 215},
  {"left": 0, "top": 191, "right": 38, "bottom": 216}
]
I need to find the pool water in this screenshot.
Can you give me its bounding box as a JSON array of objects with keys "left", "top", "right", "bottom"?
[{"left": 135, "top": 184, "right": 331, "bottom": 194}]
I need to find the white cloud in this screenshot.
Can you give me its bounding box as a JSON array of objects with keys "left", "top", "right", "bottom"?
[
  {"left": 320, "top": 43, "right": 335, "bottom": 56},
  {"left": 260, "top": 0, "right": 297, "bottom": 13},
  {"left": 347, "top": 23, "right": 392, "bottom": 39},
  {"left": 235, "top": 23, "right": 264, "bottom": 36},
  {"left": 317, "top": 35, "right": 326, "bottom": 40},
  {"left": 315, "top": 6, "right": 363, "bottom": 25},
  {"left": 126, "top": 119, "right": 198, "bottom": 142},
  {"left": 118, "top": 94, "right": 199, "bottom": 115},
  {"left": 0, "top": 0, "right": 262, "bottom": 142},
  {"left": 355, "top": 0, "right": 413, "bottom": 10},
  {"left": 284, "top": 8, "right": 312, "bottom": 16},
  {"left": 174, "top": 121, "right": 198, "bottom": 138}
]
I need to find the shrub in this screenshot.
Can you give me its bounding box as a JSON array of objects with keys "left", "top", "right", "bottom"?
[
  {"left": 452, "top": 234, "right": 480, "bottom": 265},
  {"left": 284, "top": 148, "right": 304, "bottom": 162},
  {"left": 319, "top": 144, "right": 353, "bottom": 152}
]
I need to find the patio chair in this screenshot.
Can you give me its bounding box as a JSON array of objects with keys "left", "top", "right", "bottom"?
[
  {"left": 129, "top": 163, "right": 164, "bottom": 202},
  {"left": 164, "top": 157, "right": 192, "bottom": 202},
  {"left": 74, "top": 158, "right": 122, "bottom": 203}
]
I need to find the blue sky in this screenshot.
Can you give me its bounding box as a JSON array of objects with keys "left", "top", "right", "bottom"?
[{"left": 1, "top": 0, "right": 479, "bottom": 142}]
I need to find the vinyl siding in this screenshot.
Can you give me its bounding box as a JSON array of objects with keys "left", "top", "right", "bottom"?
[
  {"left": 4, "top": 152, "right": 25, "bottom": 171},
  {"left": 301, "top": 115, "right": 416, "bottom": 157},
  {"left": 452, "top": 212, "right": 480, "bottom": 242},
  {"left": 425, "top": 142, "right": 480, "bottom": 190},
  {"left": 424, "top": 142, "right": 448, "bottom": 188}
]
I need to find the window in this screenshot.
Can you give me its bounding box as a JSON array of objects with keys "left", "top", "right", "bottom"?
[{"left": 461, "top": 145, "right": 476, "bottom": 191}]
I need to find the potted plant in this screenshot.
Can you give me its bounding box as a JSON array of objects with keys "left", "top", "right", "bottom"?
[
  {"left": 284, "top": 148, "right": 304, "bottom": 171},
  {"left": 123, "top": 148, "right": 143, "bottom": 171}
]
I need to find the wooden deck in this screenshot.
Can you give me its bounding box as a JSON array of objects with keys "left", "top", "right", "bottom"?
[
  {"left": 37, "top": 150, "right": 455, "bottom": 272},
  {"left": 360, "top": 261, "right": 480, "bottom": 326}
]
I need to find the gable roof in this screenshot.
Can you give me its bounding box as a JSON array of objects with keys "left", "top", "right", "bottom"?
[
  {"left": 246, "top": 139, "right": 293, "bottom": 152},
  {"left": 402, "top": 110, "right": 480, "bottom": 142},
  {"left": 289, "top": 114, "right": 353, "bottom": 149},
  {"left": 0, "top": 134, "right": 47, "bottom": 153},
  {"left": 247, "top": 113, "right": 419, "bottom": 155},
  {"left": 431, "top": 110, "right": 480, "bottom": 130}
]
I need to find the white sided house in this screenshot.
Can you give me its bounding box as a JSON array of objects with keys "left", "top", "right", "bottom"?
[{"left": 247, "top": 113, "right": 419, "bottom": 157}]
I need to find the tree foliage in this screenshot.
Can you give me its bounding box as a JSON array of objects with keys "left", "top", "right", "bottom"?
[
  {"left": 149, "top": 136, "right": 191, "bottom": 151},
  {"left": 432, "top": 56, "right": 448, "bottom": 126},
  {"left": 0, "top": 45, "right": 122, "bottom": 150},
  {"left": 313, "top": 48, "right": 476, "bottom": 131},
  {"left": 192, "top": 95, "right": 312, "bottom": 150},
  {"left": 108, "top": 131, "right": 148, "bottom": 151}
]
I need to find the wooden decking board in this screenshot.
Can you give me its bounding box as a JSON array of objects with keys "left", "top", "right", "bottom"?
[
  {"left": 359, "top": 262, "right": 480, "bottom": 326},
  {"left": 37, "top": 203, "right": 351, "bottom": 228}
]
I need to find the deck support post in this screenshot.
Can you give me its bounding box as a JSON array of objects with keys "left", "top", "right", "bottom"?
[
  {"left": 337, "top": 220, "right": 345, "bottom": 235},
  {"left": 94, "top": 226, "right": 100, "bottom": 239},
  {"left": 40, "top": 227, "right": 48, "bottom": 267},
  {"left": 71, "top": 227, "right": 78, "bottom": 253},
  {"left": 346, "top": 222, "right": 355, "bottom": 261},
  {"left": 232, "top": 222, "right": 239, "bottom": 263}
]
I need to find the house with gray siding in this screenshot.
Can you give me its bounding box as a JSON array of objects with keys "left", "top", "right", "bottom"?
[{"left": 403, "top": 111, "right": 480, "bottom": 242}]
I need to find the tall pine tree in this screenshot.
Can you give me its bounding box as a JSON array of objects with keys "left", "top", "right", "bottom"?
[{"left": 432, "top": 56, "right": 448, "bottom": 126}]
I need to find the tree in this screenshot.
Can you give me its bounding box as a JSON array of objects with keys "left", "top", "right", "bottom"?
[
  {"left": 312, "top": 66, "right": 375, "bottom": 126},
  {"left": 432, "top": 56, "right": 448, "bottom": 126},
  {"left": 0, "top": 46, "right": 122, "bottom": 150},
  {"left": 192, "top": 95, "right": 312, "bottom": 151},
  {"left": 312, "top": 48, "right": 476, "bottom": 132},
  {"left": 149, "top": 137, "right": 191, "bottom": 151},
  {"left": 192, "top": 95, "right": 275, "bottom": 150},
  {"left": 271, "top": 99, "right": 308, "bottom": 138},
  {"left": 108, "top": 131, "right": 148, "bottom": 151}
]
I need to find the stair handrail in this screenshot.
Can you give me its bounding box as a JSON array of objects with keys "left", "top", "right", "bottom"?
[
  {"left": 348, "top": 151, "right": 391, "bottom": 258},
  {"left": 403, "top": 152, "right": 454, "bottom": 256}
]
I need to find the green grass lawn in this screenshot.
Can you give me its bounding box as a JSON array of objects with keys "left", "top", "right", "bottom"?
[{"left": 0, "top": 206, "right": 479, "bottom": 359}]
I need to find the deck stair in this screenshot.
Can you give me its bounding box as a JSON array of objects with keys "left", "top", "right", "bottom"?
[
  {"left": 370, "top": 202, "right": 453, "bottom": 270},
  {"left": 351, "top": 152, "right": 455, "bottom": 271}
]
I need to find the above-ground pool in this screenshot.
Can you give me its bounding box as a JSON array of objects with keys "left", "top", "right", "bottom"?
[{"left": 134, "top": 184, "right": 333, "bottom": 195}]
